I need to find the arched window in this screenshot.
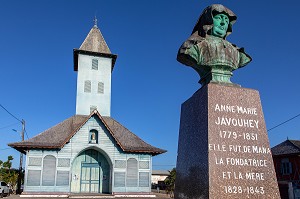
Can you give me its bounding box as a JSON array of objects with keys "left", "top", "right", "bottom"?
[
  {"left": 42, "top": 155, "right": 56, "bottom": 186},
  {"left": 89, "top": 129, "right": 98, "bottom": 144},
  {"left": 84, "top": 80, "right": 91, "bottom": 93},
  {"left": 126, "top": 158, "right": 138, "bottom": 187}
]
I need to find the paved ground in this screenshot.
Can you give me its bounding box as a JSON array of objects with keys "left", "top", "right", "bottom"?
[{"left": 4, "top": 192, "right": 171, "bottom": 199}]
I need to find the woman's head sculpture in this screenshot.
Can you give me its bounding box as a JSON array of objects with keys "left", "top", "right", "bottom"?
[
  {"left": 192, "top": 4, "right": 237, "bottom": 39},
  {"left": 177, "top": 4, "right": 251, "bottom": 86}
]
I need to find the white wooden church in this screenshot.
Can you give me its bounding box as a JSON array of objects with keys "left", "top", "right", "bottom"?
[{"left": 9, "top": 20, "right": 166, "bottom": 196}]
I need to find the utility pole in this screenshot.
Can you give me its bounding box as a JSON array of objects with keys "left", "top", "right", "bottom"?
[{"left": 16, "top": 119, "right": 25, "bottom": 194}]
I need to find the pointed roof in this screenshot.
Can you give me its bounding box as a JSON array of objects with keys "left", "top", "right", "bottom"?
[
  {"left": 8, "top": 111, "right": 166, "bottom": 156},
  {"left": 73, "top": 24, "right": 117, "bottom": 71},
  {"left": 271, "top": 139, "right": 300, "bottom": 156},
  {"left": 79, "top": 26, "right": 111, "bottom": 54}
]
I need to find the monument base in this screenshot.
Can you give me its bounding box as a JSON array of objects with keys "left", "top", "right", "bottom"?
[{"left": 174, "top": 83, "right": 280, "bottom": 199}]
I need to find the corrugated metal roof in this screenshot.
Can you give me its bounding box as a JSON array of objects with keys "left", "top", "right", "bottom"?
[{"left": 8, "top": 111, "right": 166, "bottom": 156}]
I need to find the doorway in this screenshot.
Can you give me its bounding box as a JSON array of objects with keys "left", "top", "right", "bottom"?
[
  {"left": 71, "top": 148, "right": 111, "bottom": 193},
  {"left": 80, "top": 162, "right": 101, "bottom": 193}
]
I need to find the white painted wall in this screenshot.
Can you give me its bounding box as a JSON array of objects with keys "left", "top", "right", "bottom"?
[
  {"left": 151, "top": 175, "right": 168, "bottom": 185},
  {"left": 76, "top": 54, "right": 112, "bottom": 116}
]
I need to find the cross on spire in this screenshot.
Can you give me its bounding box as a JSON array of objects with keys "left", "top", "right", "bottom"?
[{"left": 93, "top": 16, "right": 98, "bottom": 28}]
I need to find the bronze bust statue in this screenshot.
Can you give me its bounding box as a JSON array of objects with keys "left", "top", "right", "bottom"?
[{"left": 177, "top": 4, "right": 252, "bottom": 86}]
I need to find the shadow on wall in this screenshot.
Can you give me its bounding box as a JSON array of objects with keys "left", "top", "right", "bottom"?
[{"left": 174, "top": 166, "right": 208, "bottom": 199}]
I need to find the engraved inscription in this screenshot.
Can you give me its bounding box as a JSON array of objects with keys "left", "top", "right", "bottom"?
[{"left": 210, "top": 103, "right": 271, "bottom": 196}]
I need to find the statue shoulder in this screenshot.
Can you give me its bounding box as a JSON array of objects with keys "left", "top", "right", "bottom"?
[
  {"left": 181, "top": 34, "right": 205, "bottom": 48},
  {"left": 177, "top": 34, "right": 205, "bottom": 66},
  {"left": 230, "top": 43, "right": 252, "bottom": 67}
]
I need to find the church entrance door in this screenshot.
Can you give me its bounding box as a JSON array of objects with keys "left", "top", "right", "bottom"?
[
  {"left": 71, "top": 149, "right": 111, "bottom": 193},
  {"left": 80, "top": 162, "right": 101, "bottom": 193}
]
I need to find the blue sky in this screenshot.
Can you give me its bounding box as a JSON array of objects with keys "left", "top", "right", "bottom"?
[{"left": 0, "top": 0, "right": 299, "bottom": 170}]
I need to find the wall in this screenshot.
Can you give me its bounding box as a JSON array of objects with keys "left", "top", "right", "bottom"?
[
  {"left": 273, "top": 154, "right": 300, "bottom": 199},
  {"left": 273, "top": 155, "right": 300, "bottom": 182},
  {"left": 24, "top": 115, "right": 152, "bottom": 193},
  {"left": 76, "top": 54, "right": 112, "bottom": 116}
]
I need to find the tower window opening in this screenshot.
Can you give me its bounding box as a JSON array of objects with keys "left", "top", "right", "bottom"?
[
  {"left": 84, "top": 80, "right": 91, "bottom": 93},
  {"left": 90, "top": 106, "right": 97, "bottom": 113},
  {"left": 92, "top": 59, "right": 98, "bottom": 70},
  {"left": 98, "top": 82, "right": 104, "bottom": 94}
]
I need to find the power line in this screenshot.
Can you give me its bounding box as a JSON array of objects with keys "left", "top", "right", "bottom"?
[
  {"left": 268, "top": 113, "right": 300, "bottom": 132},
  {"left": 0, "top": 104, "right": 25, "bottom": 194},
  {"left": 0, "top": 104, "right": 28, "bottom": 139},
  {"left": 0, "top": 122, "right": 19, "bottom": 130},
  {"left": 0, "top": 104, "right": 22, "bottom": 123}
]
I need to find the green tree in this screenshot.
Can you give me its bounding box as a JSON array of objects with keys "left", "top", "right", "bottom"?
[
  {"left": 0, "top": 156, "right": 19, "bottom": 191},
  {"left": 2, "top": 156, "right": 13, "bottom": 169},
  {"left": 164, "top": 168, "right": 176, "bottom": 198}
]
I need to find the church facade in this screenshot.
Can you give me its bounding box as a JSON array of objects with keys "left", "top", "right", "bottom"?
[{"left": 9, "top": 21, "right": 166, "bottom": 195}]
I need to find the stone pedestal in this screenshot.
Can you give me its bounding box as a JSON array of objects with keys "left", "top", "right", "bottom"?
[{"left": 174, "top": 83, "right": 280, "bottom": 199}]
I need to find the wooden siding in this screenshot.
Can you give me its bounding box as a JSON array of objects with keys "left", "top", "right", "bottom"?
[
  {"left": 25, "top": 150, "right": 71, "bottom": 192},
  {"left": 24, "top": 116, "right": 152, "bottom": 193}
]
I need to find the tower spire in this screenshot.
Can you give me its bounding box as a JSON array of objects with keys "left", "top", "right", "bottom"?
[
  {"left": 93, "top": 16, "right": 98, "bottom": 28},
  {"left": 74, "top": 21, "right": 117, "bottom": 116}
]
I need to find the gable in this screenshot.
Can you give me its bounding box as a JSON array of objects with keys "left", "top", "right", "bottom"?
[
  {"left": 8, "top": 111, "right": 166, "bottom": 156},
  {"left": 68, "top": 115, "right": 123, "bottom": 153}
]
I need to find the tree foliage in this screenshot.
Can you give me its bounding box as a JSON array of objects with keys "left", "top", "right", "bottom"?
[
  {"left": 164, "top": 168, "right": 176, "bottom": 198},
  {"left": 2, "top": 156, "right": 13, "bottom": 169},
  {"left": 0, "top": 155, "right": 22, "bottom": 191}
]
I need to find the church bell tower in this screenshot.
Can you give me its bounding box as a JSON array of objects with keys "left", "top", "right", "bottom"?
[{"left": 73, "top": 18, "right": 117, "bottom": 116}]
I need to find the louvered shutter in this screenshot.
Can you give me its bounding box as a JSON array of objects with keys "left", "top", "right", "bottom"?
[
  {"left": 98, "top": 82, "right": 104, "bottom": 94},
  {"left": 27, "top": 170, "right": 41, "bottom": 186},
  {"left": 139, "top": 172, "right": 149, "bottom": 187},
  {"left": 84, "top": 80, "right": 91, "bottom": 93},
  {"left": 114, "top": 172, "right": 125, "bottom": 187},
  {"left": 90, "top": 106, "right": 97, "bottom": 113},
  {"left": 42, "top": 155, "right": 56, "bottom": 186},
  {"left": 92, "top": 59, "right": 98, "bottom": 70},
  {"left": 126, "top": 158, "right": 138, "bottom": 187},
  {"left": 56, "top": 171, "right": 69, "bottom": 186}
]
